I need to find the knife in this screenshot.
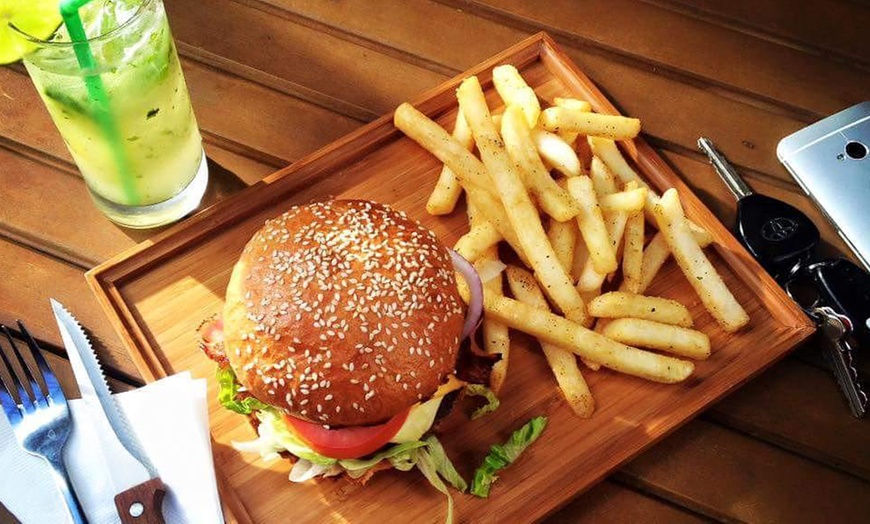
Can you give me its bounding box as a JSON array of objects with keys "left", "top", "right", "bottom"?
[{"left": 51, "top": 299, "right": 167, "bottom": 524}]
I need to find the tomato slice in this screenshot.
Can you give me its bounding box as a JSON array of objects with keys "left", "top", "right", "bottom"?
[
  {"left": 199, "top": 317, "right": 228, "bottom": 366},
  {"left": 283, "top": 408, "right": 411, "bottom": 460}
]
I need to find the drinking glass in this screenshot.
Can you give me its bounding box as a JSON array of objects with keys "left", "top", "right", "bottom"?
[{"left": 15, "top": 0, "right": 208, "bottom": 228}]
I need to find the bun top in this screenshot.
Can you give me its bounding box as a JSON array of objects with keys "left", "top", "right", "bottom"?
[{"left": 222, "top": 200, "right": 465, "bottom": 427}]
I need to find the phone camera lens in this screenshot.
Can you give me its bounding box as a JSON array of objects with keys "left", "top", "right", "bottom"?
[{"left": 845, "top": 141, "right": 867, "bottom": 160}]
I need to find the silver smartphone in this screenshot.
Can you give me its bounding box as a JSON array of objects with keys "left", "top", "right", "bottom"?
[{"left": 777, "top": 101, "right": 870, "bottom": 272}]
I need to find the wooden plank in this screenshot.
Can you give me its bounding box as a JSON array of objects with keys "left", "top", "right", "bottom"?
[
  {"left": 244, "top": 0, "right": 825, "bottom": 190},
  {"left": 0, "top": 238, "right": 138, "bottom": 381},
  {"left": 165, "top": 0, "right": 446, "bottom": 116},
  {"left": 0, "top": 147, "right": 140, "bottom": 265},
  {"left": 656, "top": 0, "right": 870, "bottom": 67},
  {"left": 546, "top": 481, "right": 706, "bottom": 523},
  {"left": 620, "top": 419, "right": 870, "bottom": 523},
  {"left": 0, "top": 145, "right": 260, "bottom": 267},
  {"left": 709, "top": 357, "right": 870, "bottom": 481},
  {"left": 86, "top": 37, "right": 815, "bottom": 523},
  {"left": 0, "top": 60, "right": 359, "bottom": 174},
  {"left": 443, "top": 0, "right": 870, "bottom": 117}
]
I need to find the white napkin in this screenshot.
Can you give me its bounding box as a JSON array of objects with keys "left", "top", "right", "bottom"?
[{"left": 0, "top": 372, "right": 224, "bottom": 524}]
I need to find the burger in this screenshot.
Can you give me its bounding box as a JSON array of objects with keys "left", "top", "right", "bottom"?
[{"left": 200, "top": 199, "right": 495, "bottom": 488}]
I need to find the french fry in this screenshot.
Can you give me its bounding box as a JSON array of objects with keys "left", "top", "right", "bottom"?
[
  {"left": 478, "top": 249, "right": 510, "bottom": 394},
  {"left": 588, "top": 291, "right": 694, "bottom": 328},
  {"left": 505, "top": 266, "right": 594, "bottom": 418},
  {"left": 589, "top": 136, "right": 714, "bottom": 243},
  {"left": 541, "top": 107, "right": 641, "bottom": 140},
  {"left": 466, "top": 196, "right": 484, "bottom": 227},
  {"left": 598, "top": 187, "right": 648, "bottom": 214},
  {"left": 588, "top": 136, "right": 659, "bottom": 222},
  {"left": 464, "top": 185, "right": 526, "bottom": 260},
  {"left": 631, "top": 231, "right": 671, "bottom": 294},
  {"left": 547, "top": 217, "right": 577, "bottom": 272},
  {"left": 393, "top": 103, "right": 526, "bottom": 262},
  {"left": 457, "top": 76, "right": 587, "bottom": 324},
  {"left": 481, "top": 294, "right": 694, "bottom": 383},
  {"left": 531, "top": 128, "right": 583, "bottom": 177},
  {"left": 653, "top": 189, "right": 749, "bottom": 332},
  {"left": 574, "top": 209, "right": 627, "bottom": 292},
  {"left": 426, "top": 109, "right": 473, "bottom": 215},
  {"left": 589, "top": 156, "right": 618, "bottom": 198},
  {"left": 574, "top": 175, "right": 632, "bottom": 308},
  {"left": 570, "top": 231, "right": 590, "bottom": 283},
  {"left": 501, "top": 104, "right": 582, "bottom": 222},
  {"left": 602, "top": 318, "right": 711, "bottom": 360},
  {"left": 453, "top": 221, "right": 502, "bottom": 262},
  {"left": 622, "top": 211, "right": 645, "bottom": 294},
  {"left": 609, "top": 181, "right": 641, "bottom": 277},
  {"left": 566, "top": 176, "right": 618, "bottom": 275},
  {"left": 492, "top": 64, "right": 541, "bottom": 127},
  {"left": 622, "top": 229, "right": 714, "bottom": 294},
  {"left": 554, "top": 97, "right": 592, "bottom": 112},
  {"left": 576, "top": 200, "right": 631, "bottom": 295},
  {"left": 553, "top": 97, "right": 592, "bottom": 146},
  {"left": 394, "top": 103, "right": 492, "bottom": 192}
]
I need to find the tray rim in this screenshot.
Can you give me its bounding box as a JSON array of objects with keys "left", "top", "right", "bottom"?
[{"left": 86, "top": 31, "right": 816, "bottom": 523}]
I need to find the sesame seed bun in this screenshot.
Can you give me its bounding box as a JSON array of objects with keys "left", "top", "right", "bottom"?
[{"left": 222, "top": 200, "right": 465, "bottom": 427}]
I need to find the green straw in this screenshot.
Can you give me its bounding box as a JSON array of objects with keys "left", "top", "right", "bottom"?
[{"left": 60, "top": 0, "right": 138, "bottom": 205}]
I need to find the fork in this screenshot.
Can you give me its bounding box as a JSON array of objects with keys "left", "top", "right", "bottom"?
[{"left": 0, "top": 322, "right": 87, "bottom": 524}]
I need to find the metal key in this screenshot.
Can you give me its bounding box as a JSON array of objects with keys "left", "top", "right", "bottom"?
[
  {"left": 699, "top": 137, "right": 820, "bottom": 280},
  {"left": 813, "top": 306, "right": 868, "bottom": 418}
]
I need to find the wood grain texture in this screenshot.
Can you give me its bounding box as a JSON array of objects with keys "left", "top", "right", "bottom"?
[
  {"left": 548, "top": 480, "right": 707, "bottom": 524},
  {"left": 443, "top": 0, "right": 870, "bottom": 117},
  {"left": 656, "top": 0, "right": 870, "bottom": 67},
  {"left": 86, "top": 35, "right": 815, "bottom": 523},
  {"left": 2, "top": 2, "right": 869, "bottom": 523},
  {"left": 166, "top": 0, "right": 826, "bottom": 185},
  {"left": 620, "top": 419, "right": 870, "bottom": 523}
]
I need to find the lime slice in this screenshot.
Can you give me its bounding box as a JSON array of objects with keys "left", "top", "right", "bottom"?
[{"left": 0, "top": 0, "right": 62, "bottom": 64}]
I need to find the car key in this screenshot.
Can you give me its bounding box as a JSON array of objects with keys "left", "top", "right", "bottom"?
[
  {"left": 698, "top": 137, "right": 820, "bottom": 280},
  {"left": 808, "top": 258, "right": 870, "bottom": 349},
  {"left": 813, "top": 306, "right": 868, "bottom": 418}
]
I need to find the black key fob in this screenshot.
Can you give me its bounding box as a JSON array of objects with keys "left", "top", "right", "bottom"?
[
  {"left": 809, "top": 258, "right": 870, "bottom": 348},
  {"left": 737, "top": 193, "right": 820, "bottom": 279}
]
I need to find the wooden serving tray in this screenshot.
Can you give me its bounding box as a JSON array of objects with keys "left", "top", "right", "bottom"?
[{"left": 87, "top": 33, "right": 815, "bottom": 523}]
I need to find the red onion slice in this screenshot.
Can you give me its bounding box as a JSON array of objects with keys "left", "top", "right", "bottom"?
[{"left": 450, "top": 249, "right": 484, "bottom": 340}]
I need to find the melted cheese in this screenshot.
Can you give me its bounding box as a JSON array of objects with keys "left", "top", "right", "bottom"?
[{"left": 390, "top": 375, "right": 465, "bottom": 443}]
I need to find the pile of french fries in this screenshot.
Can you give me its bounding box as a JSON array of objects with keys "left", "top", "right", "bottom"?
[{"left": 394, "top": 65, "right": 749, "bottom": 418}]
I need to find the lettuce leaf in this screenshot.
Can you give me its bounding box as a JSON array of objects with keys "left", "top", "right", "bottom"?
[
  {"left": 423, "top": 436, "right": 467, "bottom": 492},
  {"left": 470, "top": 416, "right": 548, "bottom": 498},
  {"left": 464, "top": 384, "right": 500, "bottom": 420},
  {"left": 338, "top": 441, "right": 428, "bottom": 474},
  {"left": 415, "top": 446, "right": 456, "bottom": 524},
  {"left": 216, "top": 366, "right": 270, "bottom": 415}
]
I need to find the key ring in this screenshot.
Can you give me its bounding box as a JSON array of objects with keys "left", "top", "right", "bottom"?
[{"left": 782, "top": 261, "right": 824, "bottom": 322}]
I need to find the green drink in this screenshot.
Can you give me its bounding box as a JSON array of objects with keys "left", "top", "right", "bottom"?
[{"left": 16, "top": 0, "right": 207, "bottom": 228}]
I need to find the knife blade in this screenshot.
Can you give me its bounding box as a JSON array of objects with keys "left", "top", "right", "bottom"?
[{"left": 51, "top": 299, "right": 167, "bottom": 524}]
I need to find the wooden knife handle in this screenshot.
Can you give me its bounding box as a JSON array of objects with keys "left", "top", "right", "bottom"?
[{"left": 114, "top": 477, "right": 167, "bottom": 524}]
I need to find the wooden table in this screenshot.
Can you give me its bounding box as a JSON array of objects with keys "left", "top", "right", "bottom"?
[{"left": 1, "top": 1, "right": 868, "bottom": 522}]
